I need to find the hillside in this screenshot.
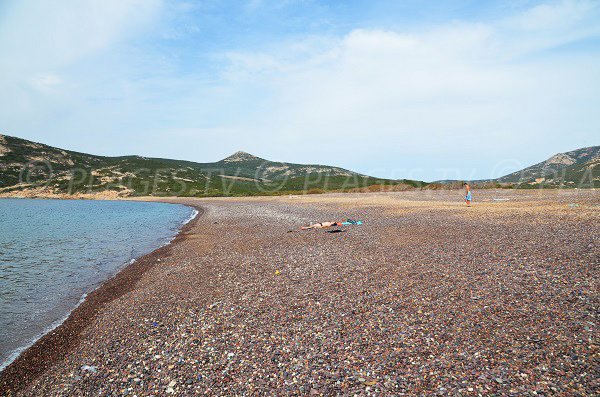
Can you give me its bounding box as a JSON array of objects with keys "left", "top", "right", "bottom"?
[
  {"left": 0, "top": 134, "right": 423, "bottom": 197},
  {"left": 430, "top": 146, "right": 599, "bottom": 188},
  {"left": 496, "top": 146, "right": 599, "bottom": 188}
]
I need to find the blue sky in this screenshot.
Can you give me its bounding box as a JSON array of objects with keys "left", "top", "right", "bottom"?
[{"left": 0, "top": 0, "right": 599, "bottom": 181}]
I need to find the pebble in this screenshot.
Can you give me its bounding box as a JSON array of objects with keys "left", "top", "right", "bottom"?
[{"left": 7, "top": 190, "right": 598, "bottom": 396}]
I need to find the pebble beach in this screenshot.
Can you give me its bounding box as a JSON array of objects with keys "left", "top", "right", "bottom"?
[{"left": 0, "top": 189, "right": 598, "bottom": 396}]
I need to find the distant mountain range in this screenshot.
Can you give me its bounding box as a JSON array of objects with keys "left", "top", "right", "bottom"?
[
  {"left": 430, "top": 146, "right": 599, "bottom": 188},
  {"left": 0, "top": 134, "right": 597, "bottom": 198},
  {"left": 494, "top": 146, "right": 599, "bottom": 187},
  {"left": 0, "top": 134, "right": 422, "bottom": 197}
]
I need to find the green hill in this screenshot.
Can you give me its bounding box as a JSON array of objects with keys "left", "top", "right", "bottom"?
[
  {"left": 495, "top": 146, "right": 599, "bottom": 188},
  {"left": 430, "top": 146, "right": 599, "bottom": 188},
  {"left": 0, "top": 134, "right": 424, "bottom": 197}
]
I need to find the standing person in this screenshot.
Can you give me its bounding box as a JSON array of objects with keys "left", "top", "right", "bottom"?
[{"left": 463, "top": 182, "right": 472, "bottom": 206}]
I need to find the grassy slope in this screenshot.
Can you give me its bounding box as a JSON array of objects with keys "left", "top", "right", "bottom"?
[
  {"left": 0, "top": 134, "right": 426, "bottom": 196},
  {"left": 496, "top": 146, "right": 599, "bottom": 188},
  {"left": 432, "top": 146, "right": 599, "bottom": 188}
]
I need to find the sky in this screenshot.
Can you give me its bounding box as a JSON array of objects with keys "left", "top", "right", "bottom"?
[{"left": 0, "top": 0, "right": 599, "bottom": 181}]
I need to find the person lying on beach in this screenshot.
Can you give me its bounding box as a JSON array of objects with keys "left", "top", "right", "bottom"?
[
  {"left": 300, "top": 219, "right": 362, "bottom": 230},
  {"left": 301, "top": 221, "right": 344, "bottom": 230}
]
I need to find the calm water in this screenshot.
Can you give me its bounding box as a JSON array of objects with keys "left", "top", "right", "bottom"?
[{"left": 0, "top": 199, "right": 196, "bottom": 370}]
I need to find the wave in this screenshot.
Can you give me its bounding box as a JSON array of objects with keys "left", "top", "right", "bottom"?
[
  {"left": 0, "top": 292, "right": 89, "bottom": 372},
  {"left": 183, "top": 208, "right": 199, "bottom": 225},
  {"left": 0, "top": 204, "right": 200, "bottom": 374}
]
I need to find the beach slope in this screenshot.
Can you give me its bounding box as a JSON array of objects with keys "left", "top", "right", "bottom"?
[{"left": 1, "top": 190, "right": 598, "bottom": 396}]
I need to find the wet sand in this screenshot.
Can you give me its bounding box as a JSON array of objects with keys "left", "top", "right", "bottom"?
[{"left": 1, "top": 190, "right": 598, "bottom": 396}]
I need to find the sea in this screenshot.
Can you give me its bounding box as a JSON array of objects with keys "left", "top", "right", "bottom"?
[{"left": 0, "top": 199, "right": 197, "bottom": 370}]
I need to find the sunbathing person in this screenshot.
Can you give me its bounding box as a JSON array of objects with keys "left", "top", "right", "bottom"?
[
  {"left": 301, "top": 221, "right": 344, "bottom": 230},
  {"left": 300, "top": 219, "right": 362, "bottom": 230}
]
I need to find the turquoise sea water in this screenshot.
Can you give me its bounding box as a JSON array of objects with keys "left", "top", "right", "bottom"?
[{"left": 0, "top": 199, "right": 196, "bottom": 370}]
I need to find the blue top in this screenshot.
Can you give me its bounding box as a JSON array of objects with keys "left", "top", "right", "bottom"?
[{"left": 342, "top": 220, "right": 363, "bottom": 225}]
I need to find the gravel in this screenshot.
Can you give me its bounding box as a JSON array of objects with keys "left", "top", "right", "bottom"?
[{"left": 2, "top": 189, "right": 598, "bottom": 396}]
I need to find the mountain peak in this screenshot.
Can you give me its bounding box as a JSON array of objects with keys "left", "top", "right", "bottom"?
[
  {"left": 222, "top": 151, "right": 261, "bottom": 162},
  {"left": 496, "top": 145, "right": 599, "bottom": 186},
  {"left": 544, "top": 153, "right": 575, "bottom": 167}
]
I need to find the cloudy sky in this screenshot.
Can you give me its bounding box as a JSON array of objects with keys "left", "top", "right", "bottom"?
[{"left": 0, "top": 0, "right": 598, "bottom": 181}]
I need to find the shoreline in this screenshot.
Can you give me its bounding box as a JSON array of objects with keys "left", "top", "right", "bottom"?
[
  {"left": 0, "top": 190, "right": 596, "bottom": 395},
  {"left": 0, "top": 203, "right": 203, "bottom": 395}
]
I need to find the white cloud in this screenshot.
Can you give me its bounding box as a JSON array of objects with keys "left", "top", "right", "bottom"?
[
  {"left": 0, "top": 0, "right": 162, "bottom": 70},
  {"left": 0, "top": 0, "right": 164, "bottom": 145},
  {"left": 506, "top": 0, "right": 596, "bottom": 31},
  {"left": 0, "top": 0, "right": 598, "bottom": 180},
  {"left": 0, "top": 0, "right": 163, "bottom": 110},
  {"left": 28, "top": 73, "right": 62, "bottom": 91},
  {"left": 498, "top": 0, "right": 600, "bottom": 56},
  {"left": 212, "top": 0, "right": 600, "bottom": 179}
]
